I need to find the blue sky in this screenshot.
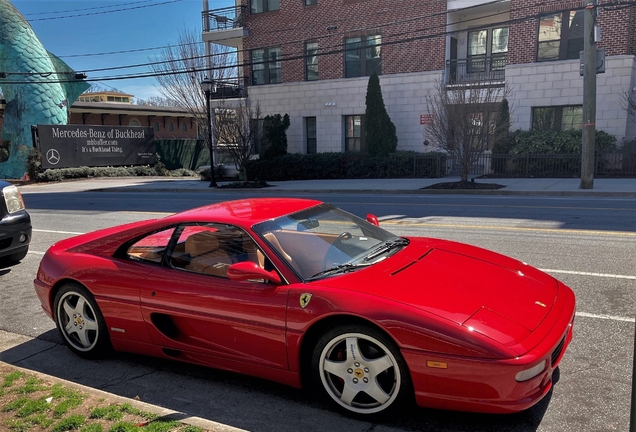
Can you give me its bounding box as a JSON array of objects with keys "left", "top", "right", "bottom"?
[{"left": 11, "top": 0, "right": 231, "bottom": 100}]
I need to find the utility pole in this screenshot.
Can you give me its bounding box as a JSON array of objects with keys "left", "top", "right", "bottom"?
[{"left": 580, "top": 0, "right": 597, "bottom": 189}]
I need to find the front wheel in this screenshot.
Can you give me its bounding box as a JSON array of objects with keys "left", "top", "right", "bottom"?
[
  {"left": 311, "top": 324, "right": 412, "bottom": 418},
  {"left": 54, "top": 283, "right": 111, "bottom": 358}
]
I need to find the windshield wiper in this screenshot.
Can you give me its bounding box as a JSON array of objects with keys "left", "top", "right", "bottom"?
[
  {"left": 364, "top": 237, "right": 410, "bottom": 261},
  {"left": 308, "top": 262, "right": 372, "bottom": 281}
]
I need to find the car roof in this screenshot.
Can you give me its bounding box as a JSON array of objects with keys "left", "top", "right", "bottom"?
[{"left": 165, "top": 198, "right": 323, "bottom": 227}]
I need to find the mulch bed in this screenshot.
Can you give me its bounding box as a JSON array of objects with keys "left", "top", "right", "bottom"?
[{"left": 421, "top": 181, "right": 506, "bottom": 190}]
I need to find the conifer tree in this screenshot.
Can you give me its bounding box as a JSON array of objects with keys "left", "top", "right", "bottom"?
[
  {"left": 260, "top": 114, "right": 290, "bottom": 160},
  {"left": 365, "top": 72, "right": 398, "bottom": 157}
]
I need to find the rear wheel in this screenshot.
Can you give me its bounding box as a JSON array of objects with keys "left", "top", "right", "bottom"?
[
  {"left": 54, "top": 283, "right": 111, "bottom": 358},
  {"left": 311, "top": 324, "right": 412, "bottom": 418}
]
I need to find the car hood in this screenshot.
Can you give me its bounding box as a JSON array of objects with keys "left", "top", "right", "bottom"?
[{"left": 317, "top": 238, "right": 558, "bottom": 347}]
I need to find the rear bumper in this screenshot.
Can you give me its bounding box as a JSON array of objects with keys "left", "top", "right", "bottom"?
[{"left": 0, "top": 210, "right": 31, "bottom": 258}]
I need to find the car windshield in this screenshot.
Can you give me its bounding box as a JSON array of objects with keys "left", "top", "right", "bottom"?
[{"left": 252, "top": 203, "right": 407, "bottom": 281}]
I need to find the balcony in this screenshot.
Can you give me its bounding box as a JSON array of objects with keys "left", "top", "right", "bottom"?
[
  {"left": 202, "top": 6, "right": 248, "bottom": 48},
  {"left": 209, "top": 76, "right": 248, "bottom": 100},
  {"left": 445, "top": 55, "right": 507, "bottom": 86}
]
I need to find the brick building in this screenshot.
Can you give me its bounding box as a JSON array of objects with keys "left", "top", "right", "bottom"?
[
  {"left": 0, "top": 93, "right": 200, "bottom": 145},
  {"left": 202, "top": 0, "right": 636, "bottom": 154}
]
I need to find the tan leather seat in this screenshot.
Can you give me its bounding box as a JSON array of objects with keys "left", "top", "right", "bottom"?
[
  {"left": 184, "top": 231, "right": 232, "bottom": 277},
  {"left": 263, "top": 232, "right": 293, "bottom": 264}
]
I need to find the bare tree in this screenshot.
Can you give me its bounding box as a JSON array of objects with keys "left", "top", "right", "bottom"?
[
  {"left": 150, "top": 27, "right": 235, "bottom": 145},
  {"left": 83, "top": 83, "right": 124, "bottom": 93},
  {"left": 425, "top": 80, "right": 511, "bottom": 182},
  {"left": 213, "top": 99, "right": 262, "bottom": 183},
  {"left": 133, "top": 95, "right": 179, "bottom": 106}
]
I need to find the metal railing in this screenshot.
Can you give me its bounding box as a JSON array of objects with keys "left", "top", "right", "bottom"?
[
  {"left": 210, "top": 76, "right": 248, "bottom": 99},
  {"left": 445, "top": 55, "right": 507, "bottom": 85},
  {"left": 413, "top": 153, "right": 636, "bottom": 178},
  {"left": 202, "top": 5, "right": 246, "bottom": 32}
]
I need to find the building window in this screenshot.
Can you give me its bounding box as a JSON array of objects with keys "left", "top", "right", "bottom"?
[
  {"left": 537, "top": 11, "right": 584, "bottom": 61},
  {"left": 129, "top": 119, "right": 140, "bottom": 126},
  {"left": 182, "top": 123, "right": 187, "bottom": 131},
  {"left": 154, "top": 122, "right": 159, "bottom": 131},
  {"left": 532, "top": 106, "right": 583, "bottom": 131},
  {"left": 344, "top": 115, "right": 365, "bottom": 152},
  {"left": 251, "top": 0, "right": 278, "bottom": 14},
  {"left": 345, "top": 35, "right": 381, "bottom": 78},
  {"left": 169, "top": 122, "right": 174, "bottom": 131},
  {"left": 306, "top": 117, "right": 317, "bottom": 153},
  {"left": 467, "top": 27, "right": 508, "bottom": 73},
  {"left": 305, "top": 0, "right": 317, "bottom": 4},
  {"left": 305, "top": 42, "right": 318, "bottom": 81},
  {"left": 252, "top": 47, "right": 281, "bottom": 85}
]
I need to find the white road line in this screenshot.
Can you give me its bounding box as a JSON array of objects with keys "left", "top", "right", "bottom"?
[
  {"left": 33, "top": 229, "right": 85, "bottom": 235},
  {"left": 377, "top": 215, "right": 406, "bottom": 221},
  {"left": 28, "top": 251, "right": 45, "bottom": 255},
  {"left": 540, "top": 269, "right": 636, "bottom": 280},
  {"left": 576, "top": 312, "right": 635, "bottom": 323}
]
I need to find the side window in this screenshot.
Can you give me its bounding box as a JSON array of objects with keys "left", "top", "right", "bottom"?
[
  {"left": 168, "top": 224, "right": 269, "bottom": 278},
  {"left": 126, "top": 227, "right": 176, "bottom": 264}
]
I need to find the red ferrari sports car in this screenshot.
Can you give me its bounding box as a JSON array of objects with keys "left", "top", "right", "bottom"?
[{"left": 34, "top": 198, "right": 575, "bottom": 418}]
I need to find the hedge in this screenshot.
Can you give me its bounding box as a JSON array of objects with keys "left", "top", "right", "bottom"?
[{"left": 246, "top": 151, "right": 446, "bottom": 181}]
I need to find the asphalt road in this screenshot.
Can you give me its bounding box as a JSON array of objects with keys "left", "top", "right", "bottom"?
[{"left": 1, "top": 191, "right": 635, "bottom": 432}]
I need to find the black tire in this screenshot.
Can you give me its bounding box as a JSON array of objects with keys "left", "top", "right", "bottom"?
[
  {"left": 53, "top": 283, "right": 111, "bottom": 359},
  {"left": 310, "top": 324, "right": 412, "bottom": 418}
]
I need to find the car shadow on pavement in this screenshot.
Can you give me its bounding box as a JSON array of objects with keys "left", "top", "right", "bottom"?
[{"left": 1, "top": 332, "right": 551, "bottom": 432}]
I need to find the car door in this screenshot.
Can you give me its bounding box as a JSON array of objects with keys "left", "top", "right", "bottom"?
[{"left": 139, "top": 223, "right": 289, "bottom": 370}]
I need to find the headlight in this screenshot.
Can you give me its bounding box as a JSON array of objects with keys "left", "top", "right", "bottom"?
[
  {"left": 515, "top": 360, "right": 546, "bottom": 382},
  {"left": 3, "top": 185, "right": 26, "bottom": 214}
]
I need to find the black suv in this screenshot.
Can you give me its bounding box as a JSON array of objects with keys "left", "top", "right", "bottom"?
[{"left": 0, "top": 180, "right": 31, "bottom": 264}]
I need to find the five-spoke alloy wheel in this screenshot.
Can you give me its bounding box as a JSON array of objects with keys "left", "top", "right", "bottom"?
[
  {"left": 312, "top": 325, "right": 411, "bottom": 417},
  {"left": 54, "top": 283, "right": 110, "bottom": 358}
]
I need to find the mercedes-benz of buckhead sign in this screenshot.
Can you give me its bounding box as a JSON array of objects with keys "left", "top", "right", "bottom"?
[{"left": 36, "top": 125, "right": 156, "bottom": 169}]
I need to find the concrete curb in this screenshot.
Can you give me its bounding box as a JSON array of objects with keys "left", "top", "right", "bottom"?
[
  {"left": 0, "top": 360, "right": 248, "bottom": 432},
  {"left": 92, "top": 187, "right": 636, "bottom": 198}
]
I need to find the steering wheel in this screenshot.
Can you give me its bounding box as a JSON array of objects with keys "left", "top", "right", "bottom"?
[{"left": 323, "top": 232, "right": 353, "bottom": 270}]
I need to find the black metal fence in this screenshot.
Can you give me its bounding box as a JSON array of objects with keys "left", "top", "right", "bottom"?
[
  {"left": 445, "top": 55, "right": 507, "bottom": 85},
  {"left": 202, "top": 5, "right": 246, "bottom": 31},
  {"left": 413, "top": 153, "right": 636, "bottom": 178},
  {"left": 210, "top": 76, "right": 248, "bottom": 99}
]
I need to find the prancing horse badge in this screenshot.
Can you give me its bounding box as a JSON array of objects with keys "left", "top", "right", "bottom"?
[{"left": 300, "top": 293, "right": 312, "bottom": 308}]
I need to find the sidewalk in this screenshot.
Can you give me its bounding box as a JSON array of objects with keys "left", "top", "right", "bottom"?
[{"left": 16, "top": 176, "right": 636, "bottom": 196}]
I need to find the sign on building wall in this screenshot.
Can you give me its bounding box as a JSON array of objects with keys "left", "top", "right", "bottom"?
[
  {"left": 35, "top": 125, "right": 156, "bottom": 169},
  {"left": 420, "top": 114, "right": 434, "bottom": 125}
]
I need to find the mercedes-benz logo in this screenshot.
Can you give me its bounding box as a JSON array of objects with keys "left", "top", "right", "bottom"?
[{"left": 46, "top": 149, "right": 60, "bottom": 165}]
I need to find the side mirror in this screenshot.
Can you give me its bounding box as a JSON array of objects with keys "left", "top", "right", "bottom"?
[
  {"left": 227, "top": 261, "right": 282, "bottom": 284},
  {"left": 366, "top": 214, "right": 379, "bottom": 226}
]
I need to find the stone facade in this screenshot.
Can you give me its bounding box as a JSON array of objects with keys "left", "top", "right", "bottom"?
[{"left": 217, "top": 0, "right": 636, "bottom": 152}]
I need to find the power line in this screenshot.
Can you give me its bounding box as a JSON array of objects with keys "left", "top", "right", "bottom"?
[
  {"left": 21, "top": 0, "right": 165, "bottom": 16},
  {"left": 1, "top": 0, "right": 630, "bottom": 85},
  {"left": 26, "top": 0, "right": 186, "bottom": 22}
]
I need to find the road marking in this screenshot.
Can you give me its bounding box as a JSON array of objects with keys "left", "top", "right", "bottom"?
[
  {"left": 28, "top": 251, "right": 45, "bottom": 255},
  {"left": 33, "top": 229, "right": 85, "bottom": 235},
  {"left": 377, "top": 215, "right": 406, "bottom": 221},
  {"left": 120, "top": 211, "right": 173, "bottom": 216},
  {"left": 382, "top": 221, "right": 636, "bottom": 237},
  {"left": 541, "top": 269, "right": 636, "bottom": 280},
  {"left": 576, "top": 312, "right": 635, "bottom": 323},
  {"left": 327, "top": 201, "right": 636, "bottom": 212}
]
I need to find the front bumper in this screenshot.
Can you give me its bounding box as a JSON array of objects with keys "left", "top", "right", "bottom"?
[
  {"left": 405, "top": 281, "right": 576, "bottom": 414},
  {"left": 0, "top": 210, "right": 32, "bottom": 258}
]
